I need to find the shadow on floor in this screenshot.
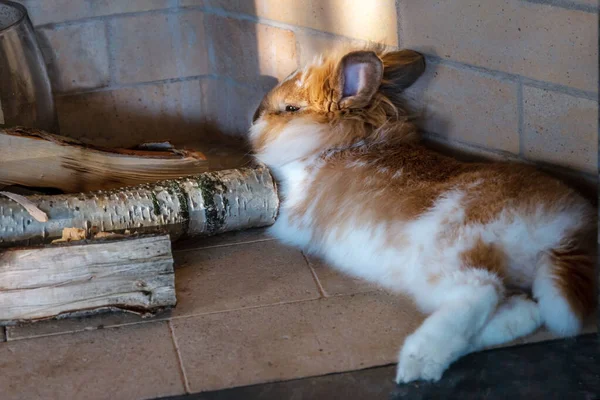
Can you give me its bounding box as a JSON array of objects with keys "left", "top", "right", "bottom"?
[{"left": 157, "top": 334, "right": 600, "bottom": 400}]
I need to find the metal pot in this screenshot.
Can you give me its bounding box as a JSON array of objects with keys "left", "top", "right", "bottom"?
[{"left": 0, "top": 0, "right": 58, "bottom": 133}]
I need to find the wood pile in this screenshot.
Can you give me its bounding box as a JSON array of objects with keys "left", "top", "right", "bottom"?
[{"left": 0, "top": 128, "right": 279, "bottom": 324}]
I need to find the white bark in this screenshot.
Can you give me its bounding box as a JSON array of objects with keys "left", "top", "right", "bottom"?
[{"left": 0, "top": 166, "right": 279, "bottom": 247}]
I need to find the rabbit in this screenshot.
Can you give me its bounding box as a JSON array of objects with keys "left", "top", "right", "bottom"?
[{"left": 248, "top": 44, "right": 597, "bottom": 384}]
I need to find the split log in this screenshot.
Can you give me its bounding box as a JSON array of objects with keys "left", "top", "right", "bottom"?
[
  {"left": 0, "top": 166, "right": 279, "bottom": 248},
  {"left": 0, "top": 234, "right": 175, "bottom": 324},
  {"left": 0, "top": 127, "right": 209, "bottom": 192}
]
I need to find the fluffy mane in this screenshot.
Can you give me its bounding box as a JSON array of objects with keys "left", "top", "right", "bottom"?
[{"left": 299, "top": 43, "right": 424, "bottom": 147}]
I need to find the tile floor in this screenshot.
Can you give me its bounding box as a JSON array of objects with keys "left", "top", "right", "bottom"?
[
  {"left": 0, "top": 228, "right": 597, "bottom": 400},
  {"left": 164, "top": 334, "right": 600, "bottom": 400}
]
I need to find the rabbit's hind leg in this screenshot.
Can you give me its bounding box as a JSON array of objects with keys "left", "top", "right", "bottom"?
[
  {"left": 395, "top": 268, "right": 503, "bottom": 384},
  {"left": 469, "top": 294, "right": 542, "bottom": 352}
]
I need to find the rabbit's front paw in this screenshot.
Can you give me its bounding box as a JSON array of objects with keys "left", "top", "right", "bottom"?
[{"left": 394, "top": 333, "right": 448, "bottom": 384}]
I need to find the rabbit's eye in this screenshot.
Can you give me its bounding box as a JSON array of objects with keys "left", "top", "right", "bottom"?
[{"left": 285, "top": 105, "right": 300, "bottom": 112}]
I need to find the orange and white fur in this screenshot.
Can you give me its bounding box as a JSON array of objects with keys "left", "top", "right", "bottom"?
[{"left": 248, "top": 46, "right": 597, "bottom": 383}]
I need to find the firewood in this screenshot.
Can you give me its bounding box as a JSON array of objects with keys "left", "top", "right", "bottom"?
[
  {"left": 0, "top": 166, "right": 279, "bottom": 247},
  {"left": 0, "top": 234, "right": 176, "bottom": 324},
  {"left": 0, "top": 127, "right": 209, "bottom": 192}
]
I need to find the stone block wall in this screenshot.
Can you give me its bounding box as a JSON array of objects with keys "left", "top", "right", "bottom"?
[{"left": 12, "top": 0, "right": 598, "bottom": 179}]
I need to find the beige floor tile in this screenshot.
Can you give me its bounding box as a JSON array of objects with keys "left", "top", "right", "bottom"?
[
  {"left": 0, "top": 322, "right": 185, "bottom": 400},
  {"left": 306, "top": 255, "right": 380, "bottom": 296},
  {"left": 6, "top": 309, "right": 171, "bottom": 341},
  {"left": 171, "top": 291, "right": 423, "bottom": 393},
  {"left": 173, "top": 228, "right": 273, "bottom": 252},
  {"left": 173, "top": 241, "right": 320, "bottom": 317}
]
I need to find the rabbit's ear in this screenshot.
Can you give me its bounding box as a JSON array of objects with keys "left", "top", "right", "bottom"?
[
  {"left": 380, "top": 49, "right": 425, "bottom": 91},
  {"left": 333, "top": 51, "right": 383, "bottom": 109}
]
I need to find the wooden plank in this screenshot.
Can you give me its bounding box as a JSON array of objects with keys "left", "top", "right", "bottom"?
[
  {"left": 0, "top": 127, "right": 209, "bottom": 192},
  {"left": 0, "top": 235, "right": 175, "bottom": 324}
]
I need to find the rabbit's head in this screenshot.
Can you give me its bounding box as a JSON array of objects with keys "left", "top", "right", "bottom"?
[{"left": 249, "top": 45, "right": 425, "bottom": 167}]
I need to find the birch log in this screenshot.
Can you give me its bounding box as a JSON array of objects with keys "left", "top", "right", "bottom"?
[
  {"left": 0, "top": 166, "right": 279, "bottom": 248},
  {"left": 0, "top": 235, "right": 175, "bottom": 324}
]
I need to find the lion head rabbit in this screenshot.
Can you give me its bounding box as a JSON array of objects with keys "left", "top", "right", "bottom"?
[{"left": 248, "top": 45, "right": 596, "bottom": 383}]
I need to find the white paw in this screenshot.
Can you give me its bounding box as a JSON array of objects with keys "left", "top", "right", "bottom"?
[
  {"left": 503, "top": 295, "right": 542, "bottom": 331},
  {"left": 471, "top": 295, "right": 543, "bottom": 350},
  {"left": 395, "top": 333, "right": 455, "bottom": 384}
]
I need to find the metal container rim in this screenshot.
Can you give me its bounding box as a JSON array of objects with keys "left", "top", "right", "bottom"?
[{"left": 0, "top": 1, "right": 27, "bottom": 34}]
